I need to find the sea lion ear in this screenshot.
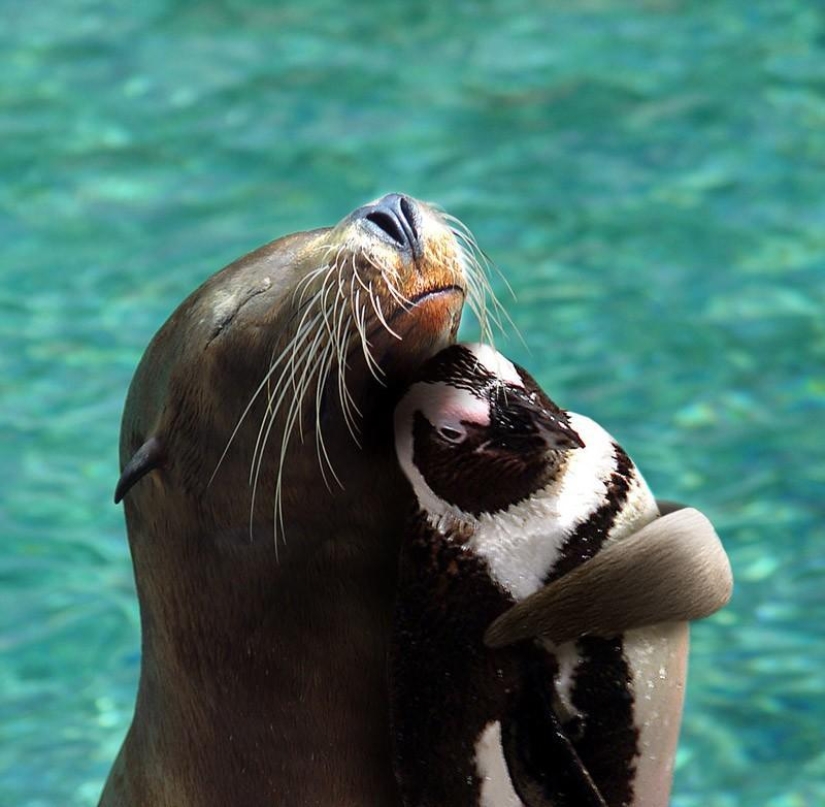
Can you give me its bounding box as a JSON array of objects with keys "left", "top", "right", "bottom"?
[
  {"left": 484, "top": 507, "right": 733, "bottom": 648},
  {"left": 114, "top": 436, "right": 165, "bottom": 504}
]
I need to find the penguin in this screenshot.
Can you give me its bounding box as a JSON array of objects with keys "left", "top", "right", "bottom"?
[{"left": 390, "top": 343, "right": 691, "bottom": 807}]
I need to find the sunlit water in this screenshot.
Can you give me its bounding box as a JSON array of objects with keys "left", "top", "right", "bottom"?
[{"left": 2, "top": 1, "right": 823, "bottom": 804}]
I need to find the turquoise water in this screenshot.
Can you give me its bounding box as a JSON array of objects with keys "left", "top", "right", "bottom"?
[{"left": 2, "top": 0, "right": 823, "bottom": 804}]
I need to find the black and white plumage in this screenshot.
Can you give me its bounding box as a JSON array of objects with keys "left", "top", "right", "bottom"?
[{"left": 391, "top": 343, "right": 689, "bottom": 807}]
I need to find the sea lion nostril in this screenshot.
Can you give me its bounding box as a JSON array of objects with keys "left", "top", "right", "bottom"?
[
  {"left": 398, "top": 195, "right": 418, "bottom": 233},
  {"left": 364, "top": 193, "right": 424, "bottom": 259},
  {"left": 366, "top": 210, "right": 407, "bottom": 245}
]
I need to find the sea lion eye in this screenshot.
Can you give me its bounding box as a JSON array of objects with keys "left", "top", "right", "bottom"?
[{"left": 437, "top": 425, "right": 466, "bottom": 443}]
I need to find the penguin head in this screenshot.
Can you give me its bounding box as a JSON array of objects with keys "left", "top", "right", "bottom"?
[{"left": 394, "top": 343, "right": 584, "bottom": 520}]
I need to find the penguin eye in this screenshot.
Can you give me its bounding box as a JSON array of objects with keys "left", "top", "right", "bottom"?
[{"left": 437, "top": 425, "right": 466, "bottom": 444}]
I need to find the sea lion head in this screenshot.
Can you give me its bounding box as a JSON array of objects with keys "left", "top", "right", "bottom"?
[{"left": 115, "top": 194, "right": 496, "bottom": 546}]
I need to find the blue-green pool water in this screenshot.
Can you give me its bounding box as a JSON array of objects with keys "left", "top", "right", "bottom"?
[{"left": 2, "top": 1, "right": 823, "bottom": 804}]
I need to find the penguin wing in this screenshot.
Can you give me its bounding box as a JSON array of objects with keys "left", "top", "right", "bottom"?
[
  {"left": 485, "top": 506, "right": 733, "bottom": 648},
  {"left": 501, "top": 653, "right": 608, "bottom": 807}
]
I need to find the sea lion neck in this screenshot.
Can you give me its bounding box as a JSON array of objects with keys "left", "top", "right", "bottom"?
[{"left": 121, "top": 427, "right": 411, "bottom": 806}]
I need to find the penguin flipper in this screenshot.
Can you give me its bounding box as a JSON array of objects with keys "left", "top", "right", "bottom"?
[
  {"left": 501, "top": 657, "right": 608, "bottom": 807},
  {"left": 485, "top": 506, "right": 733, "bottom": 648}
]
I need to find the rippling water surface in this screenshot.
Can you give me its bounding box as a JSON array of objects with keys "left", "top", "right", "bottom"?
[{"left": 2, "top": 1, "right": 823, "bottom": 804}]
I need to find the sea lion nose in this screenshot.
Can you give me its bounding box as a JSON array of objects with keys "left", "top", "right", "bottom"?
[{"left": 362, "top": 193, "right": 424, "bottom": 260}]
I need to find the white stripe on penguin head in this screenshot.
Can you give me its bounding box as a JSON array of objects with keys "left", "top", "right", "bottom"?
[{"left": 464, "top": 343, "right": 524, "bottom": 387}]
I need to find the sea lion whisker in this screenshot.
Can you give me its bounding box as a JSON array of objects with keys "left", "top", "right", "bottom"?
[
  {"left": 352, "top": 260, "right": 395, "bottom": 359},
  {"left": 250, "top": 318, "right": 325, "bottom": 544},
  {"left": 249, "top": 362, "right": 301, "bottom": 507},
  {"left": 362, "top": 249, "right": 397, "bottom": 284},
  {"left": 330, "top": 246, "right": 352, "bottom": 294},
  {"left": 360, "top": 302, "right": 384, "bottom": 383},
  {"left": 443, "top": 214, "right": 497, "bottom": 273},
  {"left": 272, "top": 352, "right": 318, "bottom": 546},
  {"left": 350, "top": 256, "right": 374, "bottom": 296},
  {"left": 459, "top": 244, "right": 521, "bottom": 345},
  {"left": 249, "top": 308, "right": 326, "bottom": 493},
  {"left": 315, "top": 274, "right": 360, "bottom": 441},
  {"left": 267, "top": 314, "right": 343, "bottom": 541},
  {"left": 470, "top": 253, "right": 516, "bottom": 327},
  {"left": 292, "top": 310, "right": 330, "bottom": 445},
  {"left": 264, "top": 343, "right": 280, "bottom": 417},
  {"left": 326, "top": 271, "right": 358, "bottom": 439},
  {"left": 356, "top": 255, "right": 404, "bottom": 331},
  {"left": 346, "top": 266, "right": 389, "bottom": 382},
  {"left": 439, "top": 210, "right": 471, "bottom": 235},
  {"left": 267, "top": 288, "right": 344, "bottom": 528},
  {"left": 453, "top": 249, "right": 499, "bottom": 345},
  {"left": 318, "top": 242, "right": 340, "bottom": 264},
  {"left": 332, "top": 282, "right": 362, "bottom": 444},
  {"left": 319, "top": 267, "right": 340, "bottom": 340},
  {"left": 352, "top": 285, "right": 384, "bottom": 384},
  {"left": 361, "top": 251, "right": 414, "bottom": 310},
  {"left": 294, "top": 267, "right": 335, "bottom": 315},
  {"left": 456, "top": 229, "right": 518, "bottom": 313},
  {"left": 334, "top": 243, "right": 348, "bottom": 267},
  {"left": 368, "top": 282, "right": 401, "bottom": 341},
  {"left": 381, "top": 273, "right": 415, "bottom": 310},
  {"left": 384, "top": 274, "right": 414, "bottom": 312},
  {"left": 248, "top": 303, "right": 326, "bottom": 485},
  {"left": 461, "top": 270, "right": 491, "bottom": 339},
  {"left": 335, "top": 332, "right": 362, "bottom": 443},
  {"left": 445, "top": 215, "right": 505, "bottom": 294},
  {"left": 292, "top": 262, "right": 331, "bottom": 306},
  {"left": 466, "top": 279, "right": 505, "bottom": 347},
  {"left": 208, "top": 288, "right": 329, "bottom": 489},
  {"left": 313, "top": 344, "right": 344, "bottom": 493}
]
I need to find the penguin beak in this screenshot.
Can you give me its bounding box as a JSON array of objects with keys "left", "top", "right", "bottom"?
[
  {"left": 491, "top": 386, "right": 585, "bottom": 452},
  {"left": 533, "top": 408, "right": 585, "bottom": 451}
]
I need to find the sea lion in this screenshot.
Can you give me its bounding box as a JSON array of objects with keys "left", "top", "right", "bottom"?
[
  {"left": 100, "top": 194, "right": 732, "bottom": 807},
  {"left": 101, "top": 194, "right": 494, "bottom": 807},
  {"left": 391, "top": 343, "right": 732, "bottom": 807}
]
